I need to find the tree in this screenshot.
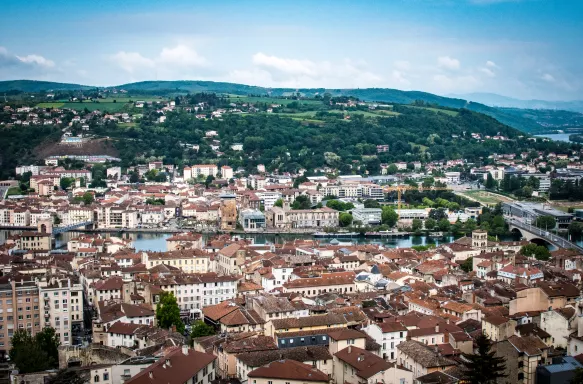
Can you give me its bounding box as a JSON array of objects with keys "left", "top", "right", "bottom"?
[
  {"left": 189, "top": 320, "right": 215, "bottom": 340},
  {"left": 438, "top": 218, "right": 451, "bottom": 232},
  {"left": 82, "top": 192, "right": 94, "bottom": 205},
  {"left": 46, "top": 369, "right": 89, "bottom": 384},
  {"left": 10, "top": 327, "right": 60, "bottom": 373},
  {"left": 205, "top": 175, "right": 215, "bottom": 187},
  {"left": 274, "top": 198, "right": 284, "bottom": 208},
  {"left": 129, "top": 171, "right": 140, "bottom": 183},
  {"left": 485, "top": 173, "right": 496, "bottom": 189},
  {"left": 429, "top": 208, "right": 447, "bottom": 221},
  {"left": 339, "top": 212, "right": 353, "bottom": 227},
  {"left": 425, "top": 218, "right": 436, "bottom": 231},
  {"left": 411, "top": 218, "right": 423, "bottom": 232},
  {"left": 520, "top": 243, "right": 551, "bottom": 261},
  {"left": 155, "top": 292, "right": 185, "bottom": 334},
  {"left": 535, "top": 215, "right": 556, "bottom": 230},
  {"left": 363, "top": 199, "right": 380, "bottom": 208},
  {"left": 462, "top": 333, "right": 507, "bottom": 384},
  {"left": 381, "top": 206, "right": 399, "bottom": 227},
  {"left": 60, "top": 177, "right": 75, "bottom": 190},
  {"left": 460, "top": 257, "right": 473, "bottom": 273},
  {"left": 569, "top": 221, "right": 583, "bottom": 237},
  {"left": 291, "top": 195, "right": 312, "bottom": 210}
]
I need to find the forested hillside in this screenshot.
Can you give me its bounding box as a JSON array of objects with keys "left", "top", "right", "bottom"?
[{"left": 1, "top": 80, "right": 577, "bottom": 133}]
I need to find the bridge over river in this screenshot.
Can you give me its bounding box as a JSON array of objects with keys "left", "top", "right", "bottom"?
[{"left": 506, "top": 218, "right": 583, "bottom": 252}]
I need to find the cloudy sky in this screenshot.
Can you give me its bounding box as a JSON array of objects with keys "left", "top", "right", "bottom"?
[{"left": 1, "top": 0, "right": 582, "bottom": 100}]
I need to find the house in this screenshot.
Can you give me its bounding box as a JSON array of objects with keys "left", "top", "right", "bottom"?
[
  {"left": 396, "top": 340, "right": 457, "bottom": 379},
  {"left": 247, "top": 360, "right": 328, "bottom": 384},
  {"left": 493, "top": 335, "right": 550, "bottom": 384},
  {"left": 124, "top": 346, "right": 216, "bottom": 384},
  {"left": 481, "top": 315, "right": 516, "bottom": 342},
  {"left": 540, "top": 306, "right": 577, "bottom": 348},
  {"left": 333, "top": 346, "right": 412, "bottom": 384},
  {"left": 362, "top": 321, "right": 407, "bottom": 361}
]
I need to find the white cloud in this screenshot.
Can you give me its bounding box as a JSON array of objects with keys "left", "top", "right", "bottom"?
[
  {"left": 110, "top": 51, "right": 154, "bottom": 74},
  {"left": 437, "top": 56, "right": 461, "bottom": 70},
  {"left": 394, "top": 60, "right": 411, "bottom": 71},
  {"left": 15, "top": 54, "right": 55, "bottom": 68},
  {"left": 227, "top": 53, "right": 382, "bottom": 88},
  {"left": 541, "top": 73, "right": 555, "bottom": 82},
  {"left": 392, "top": 70, "right": 411, "bottom": 86},
  {"left": 486, "top": 60, "right": 498, "bottom": 68},
  {"left": 479, "top": 67, "right": 496, "bottom": 77},
  {"left": 158, "top": 45, "right": 208, "bottom": 67},
  {"left": 110, "top": 45, "right": 207, "bottom": 75},
  {"left": 252, "top": 52, "right": 319, "bottom": 77},
  {"left": 0, "top": 46, "right": 56, "bottom": 70}
]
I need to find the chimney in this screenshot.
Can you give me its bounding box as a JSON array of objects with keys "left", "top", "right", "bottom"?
[
  {"left": 435, "top": 324, "right": 439, "bottom": 333},
  {"left": 148, "top": 372, "right": 153, "bottom": 379},
  {"left": 182, "top": 345, "right": 189, "bottom": 356},
  {"left": 348, "top": 346, "right": 352, "bottom": 354},
  {"left": 166, "top": 359, "right": 171, "bottom": 368}
]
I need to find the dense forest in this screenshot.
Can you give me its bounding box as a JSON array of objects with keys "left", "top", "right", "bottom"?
[{"left": 94, "top": 102, "right": 577, "bottom": 174}]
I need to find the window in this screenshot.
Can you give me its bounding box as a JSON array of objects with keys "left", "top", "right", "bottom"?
[
  {"left": 94, "top": 375, "right": 100, "bottom": 383},
  {"left": 103, "top": 373, "right": 109, "bottom": 381}
]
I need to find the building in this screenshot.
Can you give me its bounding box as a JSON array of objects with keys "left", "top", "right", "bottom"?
[
  {"left": 239, "top": 209, "right": 266, "bottom": 231},
  {"left": 266, "top": 205, "right": 339, "bottom": 229},
  {"left": 493, "top": 335, "right": 550, "bottom": 384},
  {"left": 363, "top": 321, "right": 408, "bottom": 361},
  {"left": 221, "top": 166, "right": 233, "bottom": 180},
  {"left": 396, "top": 340, "right": 457, "bottom": 379},
  {"left": 502, "top": 202, "right": 573, "bottom": 229},
  {"left": 444, "top": 172, "right": 461, "bottom": 184},
  {"left": 124, "top": 346, "right": 216, "bottom": 384},
  {"left": 247, "top": 360, "right": 328, "bottom": 384},
  {"left": 351, "top": 208, "right": 382, "bottom": 225},
  {"left": 0, "top": 279, "right": 42, "bottom": 356},
  {"left": 39, "top": 278, "right": 84, "bottom": 346},
  {"left": 16, "top": 231, "right": 52, "bottom": 252}
]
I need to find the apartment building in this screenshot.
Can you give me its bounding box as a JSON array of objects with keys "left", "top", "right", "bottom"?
[
  {"left": 0, "top": 280, "right": 42, "bottom": 356},
  {"left": 39, "top": 277, "right": 84, "bottom": 346},
  {"left": 16, "top": 231, "right": 52, "bottom": 251},
  {"left": 143, "top": 250, "right": 212, "bottom": 273},
  {"left": 184, "top": 164, "right": 218, "bottom": 180},
  {"left": 266, "top": 206, "right": 339, "bottom": 229}
]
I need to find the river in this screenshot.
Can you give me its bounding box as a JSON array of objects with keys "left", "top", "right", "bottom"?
[
  {"left": 535, "top": 133, "right": 573, "bottom": 142},
  {"left": 0, "top": 229, "right": 528, "bottom": 252}
]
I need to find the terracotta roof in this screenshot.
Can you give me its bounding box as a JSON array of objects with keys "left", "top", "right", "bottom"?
[
  {"left": 248, "top": 359, "right": 328, "bottom": 382},
  {"left": 334, "top": 346, "right": 393, "bottom": 379},
  {"left": 506, "top": 335, "right": 548, "bottom": 356},
  {"left": 327, "top": 329, "right": 367, "bottom": 341},
  {"left": 271, "top": 313, "right": 347, "bottom": 330},
  {"left": 396, "top": 340, "right": 457, "bottom": 368},
  {"left": 237, "top": 345, "right": 332, "bottom": 368},
  {"left": 125, "top": 347, "right": 216, "bottom": 384}
]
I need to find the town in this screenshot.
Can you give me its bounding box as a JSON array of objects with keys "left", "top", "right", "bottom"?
[{"left": 2, "top": 1, "right": 583, "bottom": 381}]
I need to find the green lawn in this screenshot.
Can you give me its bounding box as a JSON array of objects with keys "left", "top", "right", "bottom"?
[
  {"left": 6, "top": 186, "right": 23, "bottom": 197},
  {"left": 461, "top": 190, "right": 513, "bottom": 206},
  {"left": 228, "top": 96, "right": 323, "bottom": 106}
]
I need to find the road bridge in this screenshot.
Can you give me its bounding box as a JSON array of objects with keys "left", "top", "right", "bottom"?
[
  {"left": 506, "top": 218, "right": 583, "bottom": 252},
  {"left": 53, "top": 221, "right": 93, "bottom": 235}
]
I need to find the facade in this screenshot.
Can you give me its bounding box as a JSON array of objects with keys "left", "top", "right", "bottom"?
[
  {"left": 39, "top": 278, "right": 84, "bottom": 346},
  {"left": 351, "top": 208, "right": 382, "bottom": 225},
  {"left": 0, "top": 280, "right": 41, "bottom": 356},
  {"left": 266, "top": 206, "right": 339, "bottom": 229}
]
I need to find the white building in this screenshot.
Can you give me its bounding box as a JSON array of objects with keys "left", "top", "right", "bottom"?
[{"left": 39, "top": 278, "right": 84, "bottom": 346}]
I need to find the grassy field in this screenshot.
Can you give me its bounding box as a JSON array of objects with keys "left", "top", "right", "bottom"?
[
  {"left": 550, "top": 201, "right": 583, "bottom": 212},
  {"left": 6, "top": 186, "right": 23, "bottom": 197},
  {"left": 228, "top": 96, "right": 323, "bottom": 106},
  {"left": 460, "top": 190, "right": 514, "bottom": 206},
  {"left": 37, "top": 102, "right": 65, "bottom": 108},
  {"left": 59, "top": 102, "right": 130, "bottom": 112},
  {"left": 406, "top": 105, "right": 459, "bottom": 117}
]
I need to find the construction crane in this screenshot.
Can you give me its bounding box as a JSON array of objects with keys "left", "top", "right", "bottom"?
[{"left": 383, "top": 185, "right": 452, "bottom": 217}]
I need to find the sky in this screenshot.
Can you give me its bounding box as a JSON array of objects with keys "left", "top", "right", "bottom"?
[{"left": 0, "top": 0, "right": 582, "bottom": 101}]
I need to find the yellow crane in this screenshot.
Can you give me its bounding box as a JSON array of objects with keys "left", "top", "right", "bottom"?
[{"left": 383, "top": 185, "right": 452, "bottom": 217}]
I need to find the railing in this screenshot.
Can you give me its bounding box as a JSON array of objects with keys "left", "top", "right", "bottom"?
[
  {"left": 506, "top": 218, "right": 583, "bottom": 251},
  {"left": 53, "top": 221, "right": 93, "bottom": 234}
]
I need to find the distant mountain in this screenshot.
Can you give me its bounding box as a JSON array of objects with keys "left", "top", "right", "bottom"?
[
  {"left": 0, "top": 80, "right": 93, "bottom": 93},
  {"left": 450, "top": 92, "right": 583, "bottom": 113},
  {"left": 0, "top": 79, "right": 566, "bottom": 133}
]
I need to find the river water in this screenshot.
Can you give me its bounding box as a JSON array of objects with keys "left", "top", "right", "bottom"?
[
  {"left": 535, "top": 133, "right": 573, "bottom": 142},
  {"left": 0, "top": 229, "right": 473, "bottom": 252}
]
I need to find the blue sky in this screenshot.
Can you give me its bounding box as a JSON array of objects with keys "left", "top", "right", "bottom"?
[{"left": 0, "top": 0, "right": 582, "bottom": 100}]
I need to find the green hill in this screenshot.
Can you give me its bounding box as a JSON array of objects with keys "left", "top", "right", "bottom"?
[
  {"left": 0, "top": 79, "right": 567, "bottom": 133},
  {"left": 0, "top": 80, "right": 93, "bottom": 92}
]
